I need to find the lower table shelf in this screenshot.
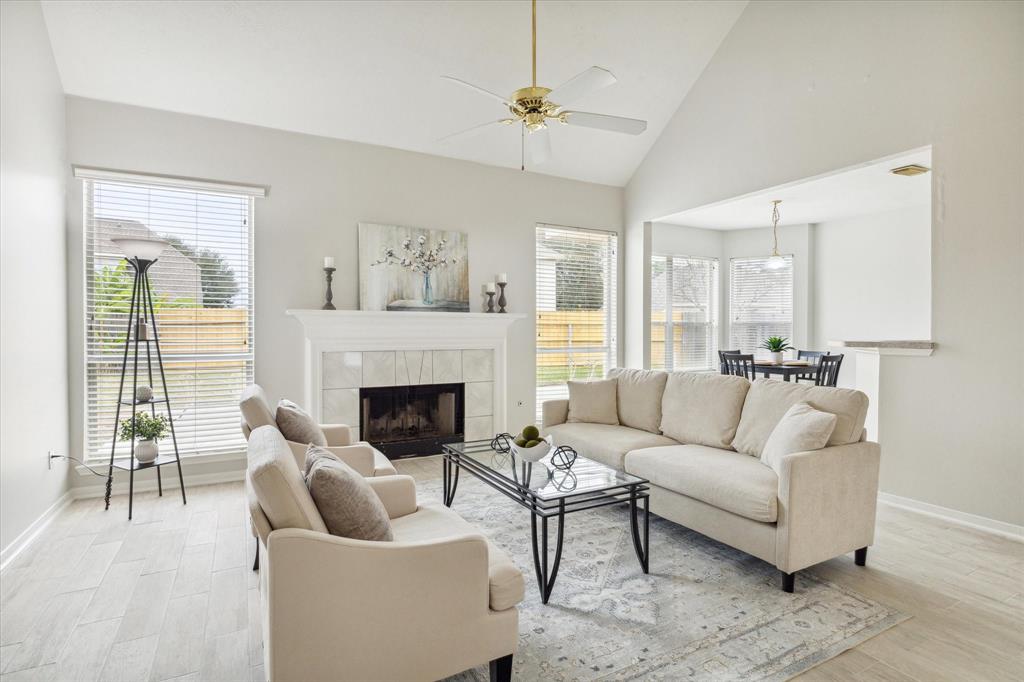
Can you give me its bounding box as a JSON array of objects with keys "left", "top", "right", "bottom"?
[{"left": 109, "top": 453, "right": 180, "bottom": 472}]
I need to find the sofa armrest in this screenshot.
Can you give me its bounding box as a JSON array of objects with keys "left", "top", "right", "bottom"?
[
  {"left": 321, "top": 423, "right": 354, "bottom": 446},
  {"left": 285, "top": 440, "right": 377, "bottom": 477},
  {"left": 366, "top": 475, "right": 418, "bottom": 519},
  {"left": 776, "top": 441, "right": 881, "bottom": 573},
  {"left": 265, "top": 528, "right": 507, "bottom": 682},
  {"left": 542, "top": 399, "right": 570, "bottom": 429}
]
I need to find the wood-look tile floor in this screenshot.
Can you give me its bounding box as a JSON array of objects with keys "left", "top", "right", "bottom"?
[{"left": 0, "top": 456, "right": 1021, "bottom": 681}]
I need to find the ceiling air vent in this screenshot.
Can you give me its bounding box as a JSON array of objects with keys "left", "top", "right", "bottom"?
[{"left": 890, "top": 164, "right": 930, "bottom": 177}]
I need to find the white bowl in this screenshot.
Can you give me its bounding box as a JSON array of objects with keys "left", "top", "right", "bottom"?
[{"left": 510, "top": 436, "right": 551, "bottom": 463}]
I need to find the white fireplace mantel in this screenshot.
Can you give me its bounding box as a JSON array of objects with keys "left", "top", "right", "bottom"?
[{"left": 286, "top": 309, "right": 526, "bottom": 438}]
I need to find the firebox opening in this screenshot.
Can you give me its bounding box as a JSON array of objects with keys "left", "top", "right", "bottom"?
[{"left": 359, "top": 383, "right": 465, "bottom": 459}]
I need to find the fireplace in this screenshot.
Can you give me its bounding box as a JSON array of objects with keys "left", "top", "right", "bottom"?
[{"left": 359, "top": 383, "right": 465, "bottom": 459}]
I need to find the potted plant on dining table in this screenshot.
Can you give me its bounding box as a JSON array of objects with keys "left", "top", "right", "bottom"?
[{"left": 759, "top": 336, "right": 794, "bottom": 365}]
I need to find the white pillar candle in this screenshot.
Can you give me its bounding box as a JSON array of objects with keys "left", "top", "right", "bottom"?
[
  {"left": 484, "top": 282, "right": 496, "bottom": 293},
  {"left": 497, "top": 273, "right": 508, "bottom": 284},
  {"left": 324, "top": 256, "right": 335, "bottom": 268}
]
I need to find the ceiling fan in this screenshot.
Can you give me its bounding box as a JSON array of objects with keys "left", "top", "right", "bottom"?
[{"left": 439, "top": 0, "right": 647, "bottom": 168}]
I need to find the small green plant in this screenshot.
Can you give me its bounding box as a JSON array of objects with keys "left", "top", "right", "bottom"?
[
  {"left": 119, "top": 412, "right": 169, "bottom": 442},
  {"left": 759, "top": 336, "right": 795, "bottom": 353}
]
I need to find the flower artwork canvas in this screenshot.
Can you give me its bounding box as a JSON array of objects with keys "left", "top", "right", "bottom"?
[{"left": 358, "top": 223, "right": 470, "bottom": 312}]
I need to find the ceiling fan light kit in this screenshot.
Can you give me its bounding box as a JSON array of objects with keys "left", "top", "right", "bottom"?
[{"left": 440, "top": 0, "right": 648, "bottom": 169}]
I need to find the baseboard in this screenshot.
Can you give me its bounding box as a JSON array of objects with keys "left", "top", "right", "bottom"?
[
  {"left": 0, "top": 490, "right": 74, "bottom": 571},
  {"left": 878, "top": 492, "right": 1024, "bottom": 542},
  {"left": 71, "top": 467, "right": 245, "bottom": 499}
]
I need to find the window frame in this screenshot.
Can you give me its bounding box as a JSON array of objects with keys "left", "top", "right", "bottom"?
[{"left": 727, "top": 254, "right": 795, "bottom": 354}]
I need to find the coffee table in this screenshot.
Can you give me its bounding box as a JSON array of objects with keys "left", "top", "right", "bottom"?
[{"left": 441, "top": 440, "right": 650, "bottom": 604}]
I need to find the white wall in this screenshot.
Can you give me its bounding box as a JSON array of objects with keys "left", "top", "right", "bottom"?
[
  {"left": 625, "top": 1, "right": 1024, "bottom": 525},
  {"left": 813, "top": 205, "right": 932, "bottom": 387},
  {"left": 0, "top": 0, "right": 71, "bottom": 552},
  {"left": 64, "top": 97, "right": 623, "bottom": 489}
]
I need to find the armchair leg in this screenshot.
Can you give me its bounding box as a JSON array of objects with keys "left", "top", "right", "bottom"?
[
  {"left": 252, "top": 538, "right": 260, "bottom": 572},
  {"left": 855, "top": 546, "right": 868, "bottom": 566},
  {"left": 489, "top": 654, "right": 513, "bottom": 682},
  {"left": 781, "top": 571, "right": 795, "bottom": 593}
]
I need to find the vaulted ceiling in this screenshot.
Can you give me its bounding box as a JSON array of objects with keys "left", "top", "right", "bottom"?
[{"left": 40, "top": 0, "right": 747, "bottom": 186}]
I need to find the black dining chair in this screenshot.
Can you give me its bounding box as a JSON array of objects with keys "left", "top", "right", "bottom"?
[
  {"left": 718, "top": 349, "right": 741, "bottom": 375},
  {"left": 722, "top": 353, "right": 756, "bottom": 380},
  {"left": 796, "top": 350, "right": 829, "bottom": 383},
  {"left": 815, "top": 353, "right": 844, "bottom": 387}
]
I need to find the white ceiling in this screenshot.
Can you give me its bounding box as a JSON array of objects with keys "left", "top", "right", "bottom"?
[
  {"left": 40, "top": 0, "right": 748, "bottom": 187},
  {"left": 657, "top": 148, "right": 932, "bottom": 229}
]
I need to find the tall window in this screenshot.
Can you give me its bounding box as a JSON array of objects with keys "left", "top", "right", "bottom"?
[
  {"left": 728, "top": 255, "right": 794, "bottom": 352},
  {"left": 651, "top": 255, "right": 719, "bottom": 371},
  {"left": 535, "top": 224, "right": 617, "bottom": 421},
  {"left": 82, "top": 174, "right": 255, "bottom": 461}
]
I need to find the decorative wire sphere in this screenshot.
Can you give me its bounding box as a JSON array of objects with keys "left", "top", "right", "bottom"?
[
  {"left": 491, "top": 433, "right": 514, "bottom": 453},
  {"left": 551, "top": 445, "right": 578, "bottom": 470},
  {"left": 551, "top": 468, "right": 578, "bottom": 492}
]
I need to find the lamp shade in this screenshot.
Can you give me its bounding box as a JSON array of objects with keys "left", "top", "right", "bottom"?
[{"left": 111, "top": 237, "right": 168, "bottom": 261}]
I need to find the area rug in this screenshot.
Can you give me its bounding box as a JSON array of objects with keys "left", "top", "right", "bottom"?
[{"left": 425, "top": 476, "right": 907, "bottom": 681}]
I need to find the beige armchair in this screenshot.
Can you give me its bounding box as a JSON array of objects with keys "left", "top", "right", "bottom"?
[{"left": 247, "top": 426, "right": 523, "bottom": 682}]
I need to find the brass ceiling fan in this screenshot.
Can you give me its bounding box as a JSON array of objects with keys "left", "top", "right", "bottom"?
[{"left": 439, "top": 0, "right": 647, "bottom": 168}]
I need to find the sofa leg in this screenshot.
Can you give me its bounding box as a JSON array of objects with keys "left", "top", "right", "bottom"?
[
  {"left": 782, "top": 571, "right": 795, "bottom": 593},
  {"left": 252, "top": 538, "right": 260, "bottom": 572},
  {"left": 489, "top": 654, "right": 513, "bottom": 682},
  {"left": 855, "top": 546, "right": 868, "bottom": 566}
]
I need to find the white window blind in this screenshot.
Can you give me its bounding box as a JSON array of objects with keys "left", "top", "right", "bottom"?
[
  {"left": 535, "top": 224, "right": 617, "bottom": 422},
  {"left": 728, "top": 255, "right": 794, "bottom": 353},
  {"left": 651, "top": 255, "right": 719, "bottom": 371},
  {"left": 83, "top": 177, "right": 254, "bottom": 462}
]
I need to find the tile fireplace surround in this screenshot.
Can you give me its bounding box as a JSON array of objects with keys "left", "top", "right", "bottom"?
[{"left": 286, "top": 310, "right": 526, "bottom": 444}]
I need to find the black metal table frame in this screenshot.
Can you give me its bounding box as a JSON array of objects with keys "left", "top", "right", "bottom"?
[{"left": 441, "top": 444, "right": 650, "bottom": 604}]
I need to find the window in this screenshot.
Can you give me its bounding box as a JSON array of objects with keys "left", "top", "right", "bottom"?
[
  {"left": 728, "top": 255, "right": 794, "bottom": 353},
  {"left": 651, "top": 255, "right": 719, "bottom": 371},
  {"left": 81, "top": 172, "right": 257, "bottom": 461},
  {"left": 536, "top": 224, "right": 617, "bottom": 421}
]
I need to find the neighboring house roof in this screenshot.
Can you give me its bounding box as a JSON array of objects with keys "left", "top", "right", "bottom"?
[{"left": 97, "top": 219, "right": 202, "bottom": 303}]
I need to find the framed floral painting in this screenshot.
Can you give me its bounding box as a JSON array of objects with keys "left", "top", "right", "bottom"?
[{"left": 358, "top": 222, "right": 469, "bottom": 312}]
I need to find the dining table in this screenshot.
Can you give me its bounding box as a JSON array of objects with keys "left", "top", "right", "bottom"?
[{"left": 752, "top": 362, "right": 815, "bottom": 382}]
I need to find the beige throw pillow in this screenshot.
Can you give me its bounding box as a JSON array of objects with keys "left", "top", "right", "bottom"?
[
  {"left": 304, "top": 445, "right": 393, "bottom": 541},
  {"left": 276, "top": 399, "right": 327, "bottom": 447},
  {"left": 607, "top": 368, "right": 668, "bottom": 433},
  {"left": 760, "top": 402, "right": 838, "bottom": 473},
  {"left": 566, "top": 379, "right": 619, "bottom": 425}
]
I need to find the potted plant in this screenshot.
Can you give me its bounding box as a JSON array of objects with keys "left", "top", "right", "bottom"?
[
  {"left": 119, "top": 412, "right": 169, "bottom": 463},
  {"left": 759, "top": 336, "right": 794, "bottom": 365}
]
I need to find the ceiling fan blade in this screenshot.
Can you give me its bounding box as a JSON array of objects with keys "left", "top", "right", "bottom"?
[
  {"left": 438, "top": 120, "right": 513, "bottom": 143},
  {"left": 527, "top": 127, "right": 552, "bottom": 165},
  {"left": 440, "top": 76, "right": 512, "bottom": 107},
  {"left": 548, "top": 66, "right": 617, "bottom": 106},
  {"left": 561, "top": 110, "right": 647, "bottom": 135}
]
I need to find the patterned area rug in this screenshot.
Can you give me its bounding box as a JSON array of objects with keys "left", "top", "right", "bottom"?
[{"left": 429, "top": 476, "right": 907, "bottom": 681}]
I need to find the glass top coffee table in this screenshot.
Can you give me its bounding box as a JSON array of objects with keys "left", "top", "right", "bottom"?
[{"left": 441, "top": 439, "right": 650, "bottom": 604}]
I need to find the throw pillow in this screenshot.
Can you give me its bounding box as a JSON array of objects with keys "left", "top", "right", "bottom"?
[
  {"left": 607, "top": 368, "right": 668, "bottom": 433},
  {"left": 305, "top": 445, "right": 393, "bottom": 541},
  {"left": 304, "top": 445, "right": 340, "bottom": 475},
  {"left": 566, "top": 379, "right": 619, "bottom": 425},
  {"left": 659, "top": 372, "right": 750, "bottom": 449},
  {"left": 276, "top": 399, "right": 327, "bottom": 447},
  {"left": 760, "top": 402, "right": 838, "bottom": 473}
]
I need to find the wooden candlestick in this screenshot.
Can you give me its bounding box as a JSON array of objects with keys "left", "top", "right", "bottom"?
[
  {"left": 497, "top": 283, "right": 507, "bottom": 313},
  {"left": 322, "top": 267, "right": 337, "bottom": 310}
]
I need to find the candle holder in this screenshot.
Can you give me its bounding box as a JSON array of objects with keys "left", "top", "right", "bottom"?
[
  {"left": 497, "top": 282, "right": 507, "bottom": 313},
  {"left": 322, "top": 267, "right": 337, "bottom": 310},
  {"left": 485, "top": 291, "right": 496, "bottom": 313}
]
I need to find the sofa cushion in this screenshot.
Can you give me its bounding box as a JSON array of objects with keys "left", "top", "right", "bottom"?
[
  {"left": 305, "top": 448, "right": 393, "bottom": 541},
  {"left": 391, "top": 502, "right": 524, "bottom": 611},
  {"left": 761, "top": 402, "right": 837, "bottom": 473},
  {"left": 246, "top": 426, "right": 327, "bottom": 533},
  {"left": 660, "top": 373, "right": 750, "bottom": 449},
  {"left": 624, "top": 444, "right": 779, "bottom": 523},
  {"left": 608, "top": 367, "right": 668, "bottom": 433},
  {"left": 240, "top": 384, "right": 277, "bottom": 433},
  {"left": 546, "top": 422, "right": 677, "bottom": 470},
  {"left": 733, "top": 379, "right": 869, "bottom": 457},
  {"left": 276, "top": 399, "right": 328, "bottom": 447},
  {"left": 567, "top": 379, "right": 619, "bottom": 425}
]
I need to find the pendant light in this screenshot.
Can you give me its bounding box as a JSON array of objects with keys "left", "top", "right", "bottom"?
[{"left": 764, "top": 200, "right": 787, "bottom": 270}]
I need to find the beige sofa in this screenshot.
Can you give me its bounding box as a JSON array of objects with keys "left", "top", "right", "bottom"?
[
  {"left": 542, "top": 370, "right": 880, "bottom": 592},
  {"left": 247, "top": 425, "right": 524, "bottom": 682}
]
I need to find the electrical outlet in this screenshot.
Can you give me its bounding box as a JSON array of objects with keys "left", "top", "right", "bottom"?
[{"left": 516, "top": 400, "right": 524, "bottom": 407}]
